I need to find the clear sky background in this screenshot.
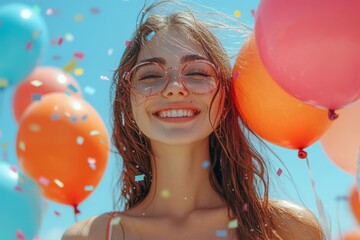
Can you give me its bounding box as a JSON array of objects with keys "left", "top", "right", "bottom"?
[{"left": 0, "top": 0, "right": 358, "bottom": 239}]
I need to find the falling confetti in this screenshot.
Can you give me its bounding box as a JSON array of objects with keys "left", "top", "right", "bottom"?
[
  {"left": 228, "top": 219, "right": 238, "bottom": 229},
  {"left": 88, "top": 157, "right": 96, "bottom": 170},
  {"left": 232, "top": 71, "right": 240, "bottom": 80},
  {"left": 81, "top": 114, "right": 88, "bottom": 121},
  {"left": 16, "top": 229, "right": 25, "bottom": 240},
  {"left": 146, "top": 31, "right": 155, "bottom": 41},
  {"left": 46, "top": 8, "right": 57, "bottom": 15},
  {"left": 100, "top": 75, "right": 110, "bottom": 81},
  {"left": 63, "top": 59, "right": 77, "bottom": 73},
  {"left": 76, "top": 136, "right": 84, "bottom": 145},
  {"left": 135, "top": 174, "right": 145, "bottom": 182},
  {"left": 251, "top": 9, "right": 256, "bottom": 18},
  {"left": 90, "top": 130, "right": 100, "bottom": 136},
  {"left": 54, "top": 179, "right": 64, "bottom": 188},
  {"left": 68, "top": 83, "right": 78, "bottom": 93},
  {"left": 84, "top": 185, "right": 94, "bottom": 191},
  {"left": 216, "top": 230, "right": 227, "bottom": 238},
  {"left": 107, "top": 48, "right": 113, "bottom": 56},
  {"left": 19, "top": 141, "right": 26, "bottom": 151},
  {"left": 26, "top": 41, "right": 33, "bottom": 50},
  {"left": 54, "top": 211, "right": 61, "bottom": 216},
  {"left": 242, "top": 203, "right": 248, "bottom": 211},
  {"left": 51, "top": 113, "right": 61, "bottom": 121},
  {"left": 15, "top": 186, "right": 22, "bottom": 192},
  {"left": 10, "top": 165, "right": 18, "bottom": 172},
  {"left": 202, "top": 160, "right": 210, "bottom": 169},
  {"left": 84, "top": 86, "right": 96, "bottom": 95},
  {"left": 0, "top": 78, "right": 9, "bottom": 87},
  {"left": 74, "top": 68, "right": 84, "bottom": 76},
  {"left": 58, "top": 37, "right": 64, "bottom": 45},
  {"left": 30, "top": 80, "right": 43, "bottom": 87},
  {"left": 125, "top": 40, "right": 132, "bottom": 46},
  {"left": 234, "top": 10, "right": 241, "bottom": 17},
  {"left": 65, "top": 33, "right": 74, "bottom": 42},
  {"left": 74, "top": 14, "right": 84, "bottom": 22},
  {"left": 74, "top": 52, "right": 84, "bottom": 59},
  {"left": 31, "top": 94, "right": 42, "bottom": 102},
  {"left": 277, "top": 168, "right": 283, "bottom": 176},
  {"left": 90, "top": 7, "right": 100, "bottom": 14},
  {"left": 161, "top": 189, "right": 170, "bottom": 199},
  {"left": 38, "top": 176, "right": 50, "bottom": 186}
]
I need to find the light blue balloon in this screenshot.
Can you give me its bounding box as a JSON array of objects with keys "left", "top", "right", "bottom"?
[
  {"left": 0, "top": 3, "right": 48, "bottom": 88},
  {"left": 0, "top": 161, "right": 44, "bottom": 239}
]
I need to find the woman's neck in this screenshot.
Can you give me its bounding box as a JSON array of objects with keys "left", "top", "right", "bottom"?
[{"left": 129, "top": 138, "right": 226, "bottom": 221}]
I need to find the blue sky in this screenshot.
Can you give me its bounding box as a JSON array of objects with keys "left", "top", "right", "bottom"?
[{"left": 0, "top": 0, "right": 358, "bottom": 239}]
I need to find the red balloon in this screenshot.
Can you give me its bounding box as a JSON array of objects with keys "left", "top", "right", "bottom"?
[
  {"left": 16, "top": 93, "right": 109, "bottom": 210},
  {"left": 13, "top": 66, "right": 82, "bottom": 122},
  {"left": 350, "top": 185, "right": 360, "bottom": 225}
]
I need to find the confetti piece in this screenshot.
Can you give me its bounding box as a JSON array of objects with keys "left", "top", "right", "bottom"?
[
  {"left": 16, "top": 229, "right": 25, "bottom": 240},
  {"left": 110, "top": 216, "right": 122, "bottom": 225},
  {"left": 76, "top": 136, "right": 84, "bottom": 145},
  {"left": 100, "top": 75, "right": 110, "bottom": 81},
  {"left": 74, "top": 14, "right": 84, "bottom": 22},
  {"left": 125, "top": 40, "right": 132, "bottom": 47},
  {"left": 29, "top": 124, "right": 41, "bottom": 132},
  {"left": 202, "top": 160, "right": 210, "bottom": 169},
  {"left": 10, "top": 165, "right": 18, "bottom": 172},
  {"left": 74, "top": 68, "right": 84, "bottom": 76},
  {"left": 52, "top": 55, "right": 61, "bottom": 61},
  {"left": 51, "top": 113, "right": 61, "bottom": 120},
  {"left": 65, "top": 33, "right": 74, "bottom": 42},
  {"left": 135, "top": 174, "right": 145, "bottom": 182},
  {"left": 54, "top": 179, "right": 64, "bottom": 188},
  {"left": 88, "top": 158, "right": 96, "bottom": 170},
  {"left": 15, "top": 186, "right": 22, "bottom": 191},
  {"left": 68, "top": 84, "right": 78, "bottom": 93},
  {"left": 234, "top": 10, "right": 241, "bottom": 17},
  {"left": 38, "top": 176, "right": 49, "bottom": 186},
  {"left": 251, "top": 9, "right": 256, "bottom": 18},
  {"left": 19, "top": 141, "right": 26, "bottom": 151},
  {"left": 335, "top": 196, "right": 349, "bottom": 201},
  {"left": 146, "top": 31, "right": 155, "bottom": 41},
  {"left": 228, "top": 219, "right": 238, "bottom": 229},
  {"left": 74, "top": 52, "right": 84, "bottom": 59},
  {"left": 90, "top": 130, "right": 100, "bottom": 136},
  {"left": 54, "top": 210, "right": 61, "bottom": 216},
  {"left": 84, "top": 185, "right": 94, "bottom": 191},
  {"left": 84, "top": 86, "right": 96, "bottom": 95},
  {"left": 277, "top": 168, "right": 283, "bottom": 176},
  {"left": 161, "top": 189, "right": 170, "bottom": 199},
  {"left": 46, "top": 8, "right": 56, "bottom": 15},
  {"left": 121, "top": 112, "right": 125, "bottom": 126},
  {"left": 232, "top": 71, "right": 240, "bottom": 80},
  {"left": 26, "top": 41, "right": 33, "bottom": 50},
  {"left": 242, "top": 203, "right": 248, "bottom": 211},
  {"left": 107, "top": 48, "right": 113, "bottom": 56},
  {"left": 30, "top": 80, "right": 43, "bottom": 87},
  {"left": 90, "top": 7, "right": 100, "bottom": 14},
  {"left": 58, "top": 37, "right": 64, "bottom": 45},
  {"left": 31, "top": 94, "right": 42, "bottom": 101},
  {"left": 216, "top": 230, "right": 227, "bottom": 238},
  {"left": 0, "top": 78, "right": 9, "bottom": 87},
  {"left": 81, "top": 115, "right": 88, "bottom": 121},
  {"left": 63, "top": 59, "right": 77, "bottom": 73}
]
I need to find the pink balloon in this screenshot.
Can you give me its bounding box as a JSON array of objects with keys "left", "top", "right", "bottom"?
[
  {"left": 255, "top": 0, "right": 360, "bottom": 111},
  {"left": 320, "top": 100, "right": 360, "bottom": 175},
  {"left": 12, "top": 66, "right": 82, "bottom": 122}
]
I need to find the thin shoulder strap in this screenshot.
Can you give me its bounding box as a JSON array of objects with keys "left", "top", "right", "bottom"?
[{"left": 106, "top": 212, "right": 117, "bottom": 240}]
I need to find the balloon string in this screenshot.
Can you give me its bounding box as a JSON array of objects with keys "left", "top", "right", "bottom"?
[
  {"left": 73, "top": 204, "right": 80, "bottom": 223},
  {"left": 305, "top": 157, "right": 332, "bottom": 240},
  {"left": 328, "top": 109, "right": 339, "bottom": 121}
]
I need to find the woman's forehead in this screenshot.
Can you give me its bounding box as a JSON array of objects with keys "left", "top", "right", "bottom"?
[{"left": 137, "top": 28, "right": 207, "bottom": 65}]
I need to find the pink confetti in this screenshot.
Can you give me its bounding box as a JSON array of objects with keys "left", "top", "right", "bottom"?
[
  {"left": 16, "top": 229, "right": 25, "bottom": 240},
  {"left": 38, "top": 176, "right": 50, "bottom": 186},
  {"left": 250, "top": 9, "right": 256, "bottom": 18},
  {"left": 232, "top": 71, "right": 240, "bottom": 80},
  {"left": 58, "top": 37, "right": 64, "bottom": 45},
  {"left": 15, "top": 186, "right": 22, "bottom": 192},
  {"left": 74, "top": 52, "right": 84, "bottom": 59},
  {"left": 10, "top": 165, "right": 18, "bottom": 173},
  {"left": 54, "top": 210, "right": 61, "bottom": 216},
  {"left": 242, "top": 203, "right": 248, "bottom": 212},
  {"left": 277, "top": 168, "right": 283, "bottom": 176},
  {"left": 46, "top": 8, "right": 55, "bottom": 15},
  {"left": 26, "top": 41, "right": 33, "bottom": 50},
  {"left": 33, "top": 237, "right": 41, "bottom": 240},
  {"left": 125, "top": 40, "right": 132, "bottom": 47},
  {"left": 100, "top": 75, "right": 110, "bottom": 81}
]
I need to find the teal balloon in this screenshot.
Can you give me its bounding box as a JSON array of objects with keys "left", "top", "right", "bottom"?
[
  {"left": 0, "top": 161, "right": 43, "bottom": 239},
  {"left": 0, "top": 3, "right": 48, "bottom": 88}
]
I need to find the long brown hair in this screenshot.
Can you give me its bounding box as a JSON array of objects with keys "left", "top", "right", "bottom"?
[{"left": 110, "top": 1, "right": 324, "bottom": 239}]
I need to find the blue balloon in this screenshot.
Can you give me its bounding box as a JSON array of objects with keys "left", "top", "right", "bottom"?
[
  {"left": 0, "top": 3, "right": 48, "bottom": 88},
  {"left": 0, "top": 161, "right": 44, "bottom": 239}
]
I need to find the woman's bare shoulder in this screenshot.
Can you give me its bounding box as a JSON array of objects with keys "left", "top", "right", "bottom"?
[
  {"left": 269, "top": 199, "right": 324, "bottom": 240},
  {"left": 61, "top": 212, "right": 122, "bottom": 240}
]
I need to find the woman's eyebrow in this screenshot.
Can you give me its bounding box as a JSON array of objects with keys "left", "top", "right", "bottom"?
[{"left": 137, "top": 54, "right": 208, "bottom": 65}]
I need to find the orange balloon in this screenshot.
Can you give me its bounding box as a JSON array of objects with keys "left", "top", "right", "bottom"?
[
  {"left": 320, "top": 100, "right": 360, "bottom": 175},
  {"left": 233, "top": 35, "right": 332, "bottom": 150},
  {"left": 350, "top": 185, "right": 360, "bottom": 224},
  {"left": 342, "top": 230, "right": 360, "bottom": 240},
  {"left": 13, "top": 66, "right": 82, "bottom": 123},
  {"left": 16, "top": 93, "right": 109, "bottom": 210}
]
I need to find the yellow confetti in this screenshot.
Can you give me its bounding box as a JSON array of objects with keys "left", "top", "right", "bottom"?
[
  {"left": 74, "top": 14, "right": 84, "bottom": 22},
  {"left": 161, "top": 189, "right": 170, "bottom": 199},
  {"left": 0, "top": 78, "right": 9, "bottom": 88},
  {"left": 54, "top": 179, "right": 64, "bottom": 188},
  {"left": 228, "top": 219, "right": 238, "bottom": 229},
  {"left": 29, "top": 124, "right": 41, "bottom": 132},
  {"left": 30, "top": 79, "right": 43, "bottom": 87},
  {"left": 234, "top": 10, "right": 241, "bottom": 18},
  {"left": 19, "top": 141, "right": 26, "bottom": 151},
  {"left": 74, "top": 68, "right": 84, "bottom": 76},
  {"left": 90, "top": 130, "right": 100, "bottom": 136},
  {"left": 63, "top": 59, "right": 77, "bottom": 73}
]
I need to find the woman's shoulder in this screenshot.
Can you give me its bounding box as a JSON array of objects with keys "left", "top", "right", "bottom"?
[
  {"left": 269, "top": 199, "right": 324, "bottom": 240},
  {"left": 61, "top": 212, "right": 124, "bottom": 240}
]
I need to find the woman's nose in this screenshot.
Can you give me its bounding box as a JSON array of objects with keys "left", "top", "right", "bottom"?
[{"left": 161, "top": 70, "right": 189, "bottom": 97}]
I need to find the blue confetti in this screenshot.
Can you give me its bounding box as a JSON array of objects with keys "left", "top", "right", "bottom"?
[
  {"left": 68, "top": 83, "right": 78, "bottom": 93},
  {"left": 135, "top": 174, "right": 145, "bottom": 182},
  {"left": 70, "top": 116, "right": 78, "bottom": 123},
  {"left": 81, "top": 114, "right": 88, "bottom": 121},
  {"left": 31, "top": 93, "right": 42, "bottom": 102},
  {"left": 216, "top": 230, "right": 227, "bottom": 238},
  {"left": 51, "top": 113, "right": 61, "bottom": 120},
  {"left": 146, "top": 31, "right": 155, "bottom": 41},
  {"left": 202, "top": 160, "right": 210, "bottom": 169}
]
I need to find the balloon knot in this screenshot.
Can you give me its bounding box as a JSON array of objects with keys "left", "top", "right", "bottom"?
[
  {"left": 298, "top": 148, "right": 307, "bottom": 159},
  {"left": 328, "top": 109, "right": 339, "bottom": 121},
  {"left": 73, "top": 205, "right": 81, "bottom": 215}
]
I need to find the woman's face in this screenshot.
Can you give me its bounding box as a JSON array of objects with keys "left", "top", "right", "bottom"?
[{"left": 130, "top": 28, "right": 224, "bottom": 145}]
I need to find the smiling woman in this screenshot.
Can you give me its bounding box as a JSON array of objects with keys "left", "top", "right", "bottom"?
[{"left": 62, "top": 0, "right": 325, "bottom": 239}]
